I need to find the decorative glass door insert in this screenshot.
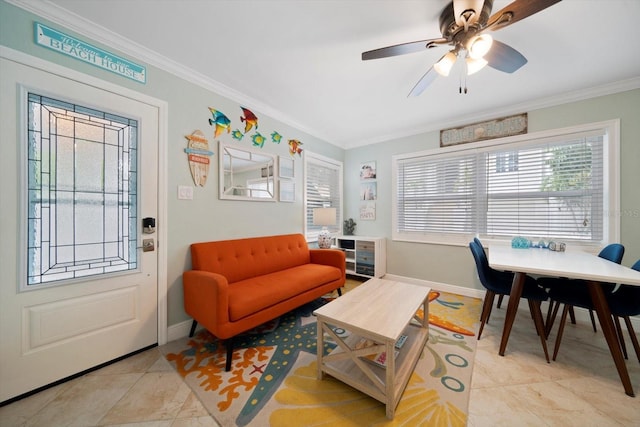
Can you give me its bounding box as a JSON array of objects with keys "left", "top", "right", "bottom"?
[{"left": 27, "top": 93, "right": 138, "bottom": 286}]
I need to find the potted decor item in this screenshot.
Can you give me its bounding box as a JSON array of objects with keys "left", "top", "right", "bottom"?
[{"left": 343, "top": 218, "right": 357, "bottom": 235}]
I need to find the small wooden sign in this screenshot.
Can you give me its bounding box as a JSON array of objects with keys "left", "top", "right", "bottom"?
[
  {"left": 440, "top": 113, "right": 527, "bottom": 147},
  {"left": 184, "top": 130, "right": 213, "bottom": 187}
]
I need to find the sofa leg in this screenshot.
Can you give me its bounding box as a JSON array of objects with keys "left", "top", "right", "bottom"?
[
  {"left": 337, "top": 287, "right": 342, "bottom": 297},
  {"left": 225, "top": 337, "right": 234, "bottom": 372},
  {"left": 189, "top": 320, "right": 198, "bottom": 337}
]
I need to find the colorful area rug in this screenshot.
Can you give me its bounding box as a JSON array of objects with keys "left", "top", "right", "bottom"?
[{"left": 163, "top": 283, "right": 481, "bottom": 426}]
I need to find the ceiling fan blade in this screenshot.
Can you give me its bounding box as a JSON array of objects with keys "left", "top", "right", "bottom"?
[
  {"left": 407, "top": 65, "right": 439, "bottom": 97},
  {"left": 362, "top": 38, "right": 447, "bottom": 60},
  {"left": 485, "top": 40, "right": 527, "bottom": 73},
  {"left": 487, "top": 0, "right": 562, "bottom": 31}
]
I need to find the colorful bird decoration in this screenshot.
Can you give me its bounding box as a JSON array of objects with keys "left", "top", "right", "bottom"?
[
  {"left": 240, "top": 107, "right": 259, "bottom": 134},
  {"left": 252, "top": 132, "right": 266, "bottom": 148},
  {"left": 231, "top": 129, "right": 244, "bottom": 141},
  {"left": 208, "top": 107, "right": 231, "bottom": 138},
  {"left": 271, "top": 131, "right": 282, "bottom": 144},
  {"left": 288, "top": 139, "right": 303, "bottom": 156}
]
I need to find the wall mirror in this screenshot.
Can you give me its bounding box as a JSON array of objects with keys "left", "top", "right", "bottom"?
[{"left": 219, "top": 142, "right": 276, "bottom": 201}]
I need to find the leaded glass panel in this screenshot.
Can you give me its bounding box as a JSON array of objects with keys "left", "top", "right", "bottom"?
[{"left": 27, "top": 93, "right": 138, "bottom": 286}]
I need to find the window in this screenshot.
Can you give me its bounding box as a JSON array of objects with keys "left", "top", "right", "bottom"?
[
  {"left": 393, "top": 121, "right": 619, "bottom": 246},
  {"left": 304, "top": 152, "right": 343, "bottom": 242},
  {"left": 26, "top": 93, "right": 139, "bottom": 286}
]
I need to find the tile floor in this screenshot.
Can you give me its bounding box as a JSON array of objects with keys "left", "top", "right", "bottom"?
[{"left": 1, "top": 299, "right": 638, "bottom": 426}]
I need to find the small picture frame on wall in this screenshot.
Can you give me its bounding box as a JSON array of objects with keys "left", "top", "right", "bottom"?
[
  {"left": 360, "top": 182, "right": 377, "bottom": 201},
  {"left": 360, "top": 161, "right": 376, "bottom": 180},
  {"left": 360, "top": 202, "right": 376, "bottom": 221},
  {"left": 279, "top": 156, "right": 295, "bottom": 179},
  {"left": 279, "top": 179, "right": 295, "bottom": 202}
]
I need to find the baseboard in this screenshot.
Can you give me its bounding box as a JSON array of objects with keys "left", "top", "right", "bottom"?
[{"left": 167, "top": 319, "right": 202, "bottom": 342}]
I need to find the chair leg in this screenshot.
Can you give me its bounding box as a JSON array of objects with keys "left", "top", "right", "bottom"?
[
  {"left": 478, "top": 290, "right": 496, "bottom": 340},
  {"left": 337, "top": 287, "right": 342, "bottom": 297},
  {"left": 589, "top": 310, "right": 598, "bottom": 333},
  {"left": 529, "top": 300, "right": 550, "bottom": 363},
  {"left": 568, "top": 306, "right": 577, "bottom": 325},
  {"left": 497, "top": 294, "right": 504, "bottom": 309},
  {"left": 189, "top": 320, "right": 198, "bottom": 337},
  {"left": 225, "top": 337, "right": 235, "bottom": 372},
  {"left": 622, "top": 316, "right": 640, "bottom": 364},
  {"left": 486, "top": 294, "right": 497, "bottom": 324},
  {"left": 545, "top": 301, "right": 560, "bottom": 338},
  {"left": 552, "top": 305, "right": 570, "bottom": 361},
  {"left": 614, "top": 316, "right": 628, "bottom": 360}
]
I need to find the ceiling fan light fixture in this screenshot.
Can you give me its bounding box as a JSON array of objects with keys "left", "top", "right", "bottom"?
[
  {"left": 468, "top": 34, "right": 493, "bottom": 59},
  {"left": 466, "top": 57, "right": 488, "bottom": 75},
  {"left": 434, "top": 51, "right": 457, "bottom": 77}
]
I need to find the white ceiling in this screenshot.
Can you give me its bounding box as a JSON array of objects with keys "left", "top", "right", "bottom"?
[{"left": 17, "top": 0, "right": 640, "bottom": 148}]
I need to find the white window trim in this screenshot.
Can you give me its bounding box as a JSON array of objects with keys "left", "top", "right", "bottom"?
[
  {"left": 303, "top": 151, "right": 344, "bottom": 242},
  {"left": 392, "top": 119, "right": 620, "bottom": 249}
]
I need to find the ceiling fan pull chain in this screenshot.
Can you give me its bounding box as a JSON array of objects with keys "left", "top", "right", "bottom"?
[{"left": 460, "top": 62, "right": 468, "bottom": 94}]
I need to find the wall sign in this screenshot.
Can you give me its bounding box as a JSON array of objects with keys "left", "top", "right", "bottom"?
[
  {"left": 34, "top": 22, "right": 146, "bottom": 84},
  {"left": 184, "top": 130, "right": 213, "bottom": 187},
  {"left": 440, "top": 113, "right": 527, "bottom": 147}
]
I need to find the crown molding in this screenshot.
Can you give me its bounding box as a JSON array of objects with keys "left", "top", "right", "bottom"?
[
  {"left": 8, "top": 0, "right": 337, "bottom": 147},
  {"left": 9, "top": 1, "right": 639, "bottom": 151}
]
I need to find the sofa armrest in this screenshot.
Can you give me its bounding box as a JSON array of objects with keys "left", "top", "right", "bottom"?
[
  {"left": 183, "top": 270, "right": 230, "bottom": 335},
  {"left": 310, "top": 249, "right": 346, "bottom": 278}
]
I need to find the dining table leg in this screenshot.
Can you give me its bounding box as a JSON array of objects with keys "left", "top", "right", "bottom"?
[
  {"left": 499, "top": 272, "right": 526, "bottom": 356},
  {"left": 586, "top": 280, "right": 635, "bottom": 397}
]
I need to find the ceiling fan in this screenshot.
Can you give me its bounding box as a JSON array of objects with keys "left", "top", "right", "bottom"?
[{"left": 362, "top": 0, "right": 562, "bottom": 96}]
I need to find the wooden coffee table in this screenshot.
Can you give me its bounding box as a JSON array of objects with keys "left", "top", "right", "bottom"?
[{"left": 314, "top": 278, "right": 430, "bottom": 419}]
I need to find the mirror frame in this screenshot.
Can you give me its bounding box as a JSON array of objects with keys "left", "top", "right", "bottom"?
[{"left": 219, "top": 141, "right": 277, "bottom": 202}]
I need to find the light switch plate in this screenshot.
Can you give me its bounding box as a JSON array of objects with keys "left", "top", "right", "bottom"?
[{"left": 178, "top": 185, "right": 193, "bottom": 200}]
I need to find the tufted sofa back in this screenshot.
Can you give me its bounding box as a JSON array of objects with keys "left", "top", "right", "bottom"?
[{"left": 190, "top": 234, "right": 312, "bottom": 284}]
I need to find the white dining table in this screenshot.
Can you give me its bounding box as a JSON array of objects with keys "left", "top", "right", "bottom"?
[{"left": 488, "top": 244, "right": 640, "bottom": 397}]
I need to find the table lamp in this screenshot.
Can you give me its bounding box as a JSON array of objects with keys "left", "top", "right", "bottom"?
[{"left": 313, "top": 207, "right": 336, "bottom": 249}]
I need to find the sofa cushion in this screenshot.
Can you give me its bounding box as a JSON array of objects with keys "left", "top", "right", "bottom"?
[
  {"left": 228, "top": 264, "right": 341, "bottom": 321},
  {"left": 190, "top": 234, "right": 311, "bottom": 283}
]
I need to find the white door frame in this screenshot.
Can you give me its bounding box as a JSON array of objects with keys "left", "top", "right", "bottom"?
[{"left": 1, "top": 46, "right": 169, "bottom": 346}]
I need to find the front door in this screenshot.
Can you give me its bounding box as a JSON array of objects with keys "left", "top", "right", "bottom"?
[{"left": 0, "top": 56, "right": 159, "bottom": 402}]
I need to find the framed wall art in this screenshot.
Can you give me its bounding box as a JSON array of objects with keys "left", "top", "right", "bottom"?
[
  {"left": 279, "top": 156, "right": 295, "bottom": 179},
  {"left": 360, "top": 161, "right": 376, "bottom": 180},
  {"left": 279, "top": 179, "right": 295, "bottom": 202},
  {"left": 360, "top": 182, "right": 377, "bottom": 201}
]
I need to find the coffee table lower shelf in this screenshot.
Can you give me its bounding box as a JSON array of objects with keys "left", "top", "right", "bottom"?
[{"left": 317, "top": 321, "right": 429, "bottom": 419}]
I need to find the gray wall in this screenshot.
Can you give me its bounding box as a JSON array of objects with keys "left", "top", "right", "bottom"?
[{"left": 2, "top": 1, "right": 638, "bottom": 330}]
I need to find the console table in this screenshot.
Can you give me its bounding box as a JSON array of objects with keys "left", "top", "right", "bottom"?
[{"left": 333, "top": 236, "right": 386, "bottom": 278}]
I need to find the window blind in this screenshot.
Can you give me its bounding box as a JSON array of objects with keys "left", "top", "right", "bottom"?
[
  {"left": 484, "top": 136, "right": 604, "bottom": 240},
  {"left": 305, "top": 154, "right": 342, "bottom": 240},
  {"left": 397, "top": 152, "right": 478, "bottom": 235},
  {"left": 394, "top": 128, "right": 608, "bottom": 244}
]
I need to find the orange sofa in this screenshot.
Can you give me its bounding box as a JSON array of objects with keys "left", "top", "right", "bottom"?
[{"left": 183, "top": 233, "right": 346, "bottom": 370}]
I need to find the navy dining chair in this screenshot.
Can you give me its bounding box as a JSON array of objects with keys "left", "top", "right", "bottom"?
[
  {"left": 538, "top": 243, "right": 625, "bottom": 361},
  {"left": 469, "top": 239, "right": 551, "bottom": 362},
  {"left": 607, "top": 259, "right": 640, "bottom": 362}
]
